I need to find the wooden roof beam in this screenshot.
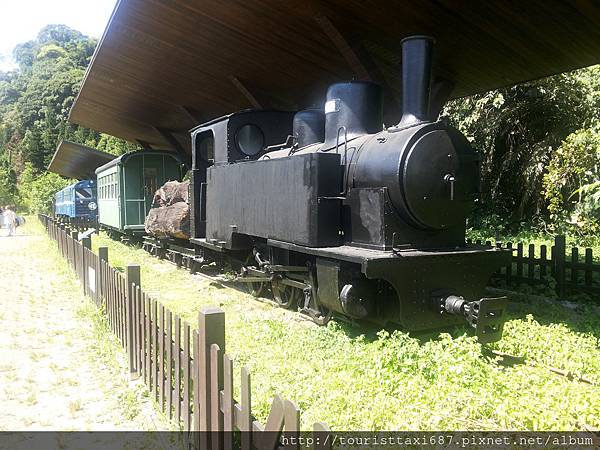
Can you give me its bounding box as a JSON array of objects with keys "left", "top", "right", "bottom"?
[
  {"left": 229, "top": 76, "right": 263, "bottom": 109},
  {"left": 314, "top": 14, "right": 401, "bottom": 108},
  {"left": 179, "top": 105, "right": 206, "bottom": 124},
  {"left": 136, "top": 139, "right": 153, "bottom": 150},
  {"left": 314, "top": 14, "right": 371, "bottom": 81},
  {"left": 154, "top": 127, "right": 191, "bottom": 168}
]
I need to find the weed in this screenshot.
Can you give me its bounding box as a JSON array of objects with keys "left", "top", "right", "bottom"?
[
  {"left": 25, "top": 391, "right": 38, "bottom": 406},
  {"left": 68, "top": 399, "right": 82, "bottom": 415},
  {"left": 5, "top": 371, "right": 17, "bottom": 383},
  {"left": 29, "top": 351, "right": 46, "bottom": 362},
  {"left": 118, "top": 389, "right": 142, "bottom": 421}
]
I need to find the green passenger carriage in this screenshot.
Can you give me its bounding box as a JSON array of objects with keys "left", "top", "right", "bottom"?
[{"left": 95, "top": 151, "right": 184, "bottom": 235}]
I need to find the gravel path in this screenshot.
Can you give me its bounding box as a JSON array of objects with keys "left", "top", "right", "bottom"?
[{"left": 0, "top": 223, "right": 169, "bottom": 435}]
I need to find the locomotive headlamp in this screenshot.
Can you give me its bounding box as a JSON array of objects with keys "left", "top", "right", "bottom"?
[{"left": 88, "top": 202, "right": 97, "bottom": 211}]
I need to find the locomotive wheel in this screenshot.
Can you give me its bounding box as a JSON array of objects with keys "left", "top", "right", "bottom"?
[
  {"left": 241, "top": 252, "right": 269, "bottom": 298},
  {"left": 271, "top": 279, "right": 300, "bottom": 309},
  {"left": 244, "top": 281, "right": 266, "bottom": 298}
]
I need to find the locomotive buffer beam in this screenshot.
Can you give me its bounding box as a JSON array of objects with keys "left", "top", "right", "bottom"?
[{"left": 440, "top": 295, "right": 508, "bottom": 344}]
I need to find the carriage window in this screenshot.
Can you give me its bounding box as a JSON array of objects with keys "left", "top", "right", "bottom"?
[{"left": 144, "top": 167, "right": 158, "bottom": 197}]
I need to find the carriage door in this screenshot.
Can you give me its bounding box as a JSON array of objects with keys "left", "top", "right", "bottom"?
[{"left": 143, "top": 167, "right": 158, "bottom": 215}]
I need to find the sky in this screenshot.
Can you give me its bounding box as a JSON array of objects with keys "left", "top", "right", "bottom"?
[{"left": 0, "top": 0, "right": 118, "bottom": 72}]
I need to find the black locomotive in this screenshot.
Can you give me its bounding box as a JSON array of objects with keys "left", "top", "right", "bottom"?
[{"left": 183, "top": 36, "right": 511, "bottom": 343}]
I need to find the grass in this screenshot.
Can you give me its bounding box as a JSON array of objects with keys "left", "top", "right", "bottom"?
[{"left": 85, "top": 228, "right": 600, "bottom": 431}]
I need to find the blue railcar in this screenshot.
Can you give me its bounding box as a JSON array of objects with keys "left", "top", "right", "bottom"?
[{"left": 54, "top": 179, "right": 98, "bottom": 219}]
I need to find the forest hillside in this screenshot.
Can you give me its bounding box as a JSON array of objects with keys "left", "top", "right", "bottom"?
[{"left": 0, "top": 25, "right": 138, "bottom": 213}]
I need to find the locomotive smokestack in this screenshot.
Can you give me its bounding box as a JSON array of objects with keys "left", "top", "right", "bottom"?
[{"left": 397, "top": 35, "right": 434, "bottom": 128}]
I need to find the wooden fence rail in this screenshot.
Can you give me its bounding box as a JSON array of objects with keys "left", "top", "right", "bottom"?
[
  {"left": 38, "top": 214, "right": 330, "bottom": 449},
  {"left": 467, "top": 235, "right": 600, "bottom": 297}
]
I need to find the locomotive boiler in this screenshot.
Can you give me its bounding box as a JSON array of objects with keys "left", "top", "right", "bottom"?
[{"left": 189, "top": 36, "right": 511, "bottom": 343}]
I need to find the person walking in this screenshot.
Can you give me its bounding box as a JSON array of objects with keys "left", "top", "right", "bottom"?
[{"left": 3, "top": 206, "right": 17, "bottom": 237}]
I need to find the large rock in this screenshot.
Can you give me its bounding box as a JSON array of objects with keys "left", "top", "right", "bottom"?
[
  {"left": 145, "top": 202, "right": 190, "bottom": 239},
  {"left": 145, "top": 180, "right": 190, "bottom": 239},
  {"left": 151, "top": 180, "right": 189, "bottom": 207}
]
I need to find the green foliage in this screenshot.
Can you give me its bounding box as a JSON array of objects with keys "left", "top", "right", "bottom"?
[
  {"left": 444, "top": 65, "right": 600, "bottom": 234},
  {"left": 19, "top": 163, "right": 72, "bottom": 213},
  {"left": 0, "top": 161, "right": 19, "bottom": 206},
  {"left": 95, "top": 133, "right": 141, "bottom": 156},
  {"left": 0, "top": 24, "right": 139, "bottom": 210},
  {"left": 543, "top": 126, "right": 600, "bottom": 236}
]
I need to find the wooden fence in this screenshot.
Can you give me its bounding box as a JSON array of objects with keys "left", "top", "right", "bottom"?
[
  {"left": 53, "top": 215, "right": 98, "bottom": 232},
  {"left": 468, "top": 235, "right": 600, "bottom": 297},
  {"left": 39, "top": 214, "right": 330, "bottom": 449}
]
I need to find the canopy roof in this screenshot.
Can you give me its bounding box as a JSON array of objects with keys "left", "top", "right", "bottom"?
[
  {"left": 48, "top": 140, "right": 115, "bottom": 179},
  {"left": 69, "top": 0, "right": 600, "bottom": 154}
]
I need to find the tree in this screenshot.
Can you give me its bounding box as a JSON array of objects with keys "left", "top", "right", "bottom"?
[
  {"left": 443, "top": 65, "right": 599, "bottom": 233},
  {"left": 19, "top": 163, "right": 72, "bottom": 213},
  {"left": 0, "top": 24, "right": 140, "bottom": 212},
  {"left": 0, "top": 162, "right": 19, "bottom": 206},
  {"left": 542, "top": 125, "right": 600, "bottom": 236}
]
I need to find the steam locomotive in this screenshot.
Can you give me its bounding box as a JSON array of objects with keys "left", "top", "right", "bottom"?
[
  {"left": 56, "top": 35, "right": 510, "bottom": 343},
  {"left": 185, "top": 36, "right": 511, "bottom": 343}
]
